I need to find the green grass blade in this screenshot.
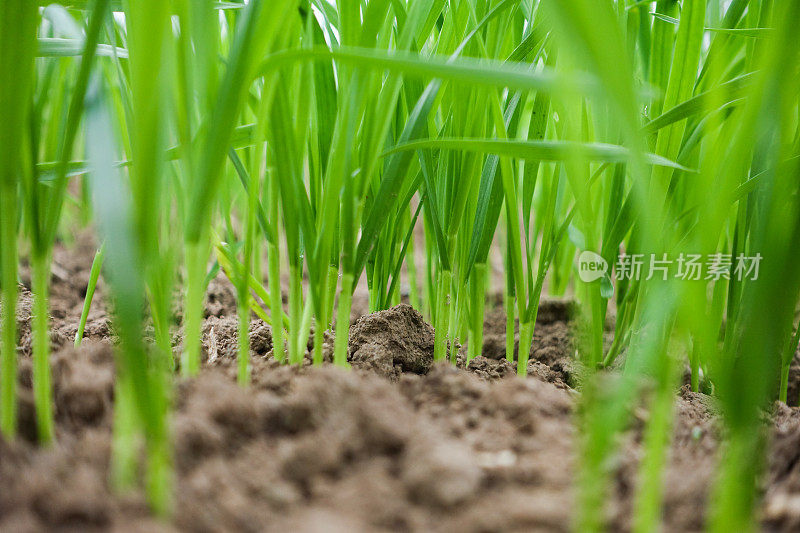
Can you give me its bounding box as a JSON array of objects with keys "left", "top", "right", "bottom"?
[
  {"left": 0, "top": 0, "right": 38, "bottom": 440},
  {"left": 384, "top": 138, "right": 689, "bottom": 170}
]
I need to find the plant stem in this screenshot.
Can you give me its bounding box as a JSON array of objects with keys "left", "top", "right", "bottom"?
[
  {"left": 517, "top": 319, "right": 534, "bottom": 376},
  {"left": 32, "top": 254, "right": 54, "bottom": 444},
  {"left": 469, "top": 263, "right": 487, "bottom": 361},
  {"left": 298, "top": 294, "right": 314, "bottom": 357},
  {"left": 324, "top": 264, "right": 339, "bottom": 325},
  {"left": 632, "top": 383, "right": 674, "bottom": 533},
  {"left": 603, "top": 329, "right": 629, "bottom": 369},
  {"left": 313, "top": 318, "right": 326, "bottom": 365},
  {"left": 237, "top": 295, "right": 250, "bottom": 386},
  {"left": 111, "top": 376, "right": 138, "bottom": 492},
  {"left": 0, "top": 0, "right": 36, "bottom": 440},
  {"left": 182, "top": 240, "right": 207, "bottom": 376},
  {"left": 780, "top": 324, "right": 800, "bottom": 403},
  {"left": 237, "top": 181, "right": 255, "bottom": 385},
  {"left": 75, "top": 244, "right": 105, "bottom": 347},
  {"left": 313, "top": 264, "right": 339, "bottom": 365},
  {"left": 407, "top": 230, "right": 420, "bottom": 310},
  {"left": 448, "top": 283, "right": 459, "bottom": 364},
  {"left": 779, "top": 364, "right": 790, "bottom": 404},
  {"left": 310, "top": 288, "right": 325, "bottom": 367},
  {"left": 0, "top": 192, "right": 17, "bottom": 438},
  {"left": 587, "top": 283, "right": 604, "bottom": 368},
  {"left": 288, "top": 264, "right": 303, "bottom": 365},
  {"left": 423, "top": 227, "right": 434, "bottom": 320},
  {"left": 149, "top": 287, "right": 174, "bottom": 370},
  {"left": 333, "top": 272, "right": 354, "bottom": 367},
  {"left": 367, "top": 270, "right": 378, "bottom": 313},
  {"left": 433, "top": 269, "right": 452, "bottom": 362},
  {"left": 145, "top": 421, "right": 172, "bottom": 517},
  {"left": 602, "top": 298, "right": 631, "bottom": 367},
  {"left": 267, "top": 245, "right": 284, "bottom": 363},
  {"left": 505, "top": 290, "right": 515, "bottom": 363},
  {"left": 708, "top": 428, "right": 763, "bottom": 533}
]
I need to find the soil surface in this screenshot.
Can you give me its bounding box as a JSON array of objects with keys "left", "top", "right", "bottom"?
[{"left": 2, "top": 234, "right": 800, "bottom": 532}]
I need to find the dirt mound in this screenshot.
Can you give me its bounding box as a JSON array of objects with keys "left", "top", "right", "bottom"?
[{"left": 348, "top": 304, "right": 434, "bottom": 379}]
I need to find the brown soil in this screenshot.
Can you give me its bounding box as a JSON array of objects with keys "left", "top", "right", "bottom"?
[{"left": 2, "top": 234, "right": 800, "bottom": 532}]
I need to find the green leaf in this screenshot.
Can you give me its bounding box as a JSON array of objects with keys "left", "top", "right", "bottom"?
[
  {"left": 37, "top": 38, "right": 128, "bottom": 58},
  {"left": 383, "top": 139, "right": 691, "bottom": 170},
  {"left": 260, "top": 46, "right": 601, "bottom": 96},
  {"left": 652, "top": 12, "right": 771, "bottom": 38}
]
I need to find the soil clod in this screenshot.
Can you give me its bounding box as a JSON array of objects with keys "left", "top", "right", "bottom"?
[{"left": 348, "top": 304, "right": 435, "bottom": 379}]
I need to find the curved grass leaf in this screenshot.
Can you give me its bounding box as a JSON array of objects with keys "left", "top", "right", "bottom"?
[
  {"left": 260, "top": 46, "right": 601, "bottom": 96},
  {"left": 37, "top": 38, "right": 128, "bottom": 58},
  {"left": 383, "top": 139, "right": 690, "bottom": 170},
  {"left": 652, "top": 12, "right": 771, "bottom": 38}
]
